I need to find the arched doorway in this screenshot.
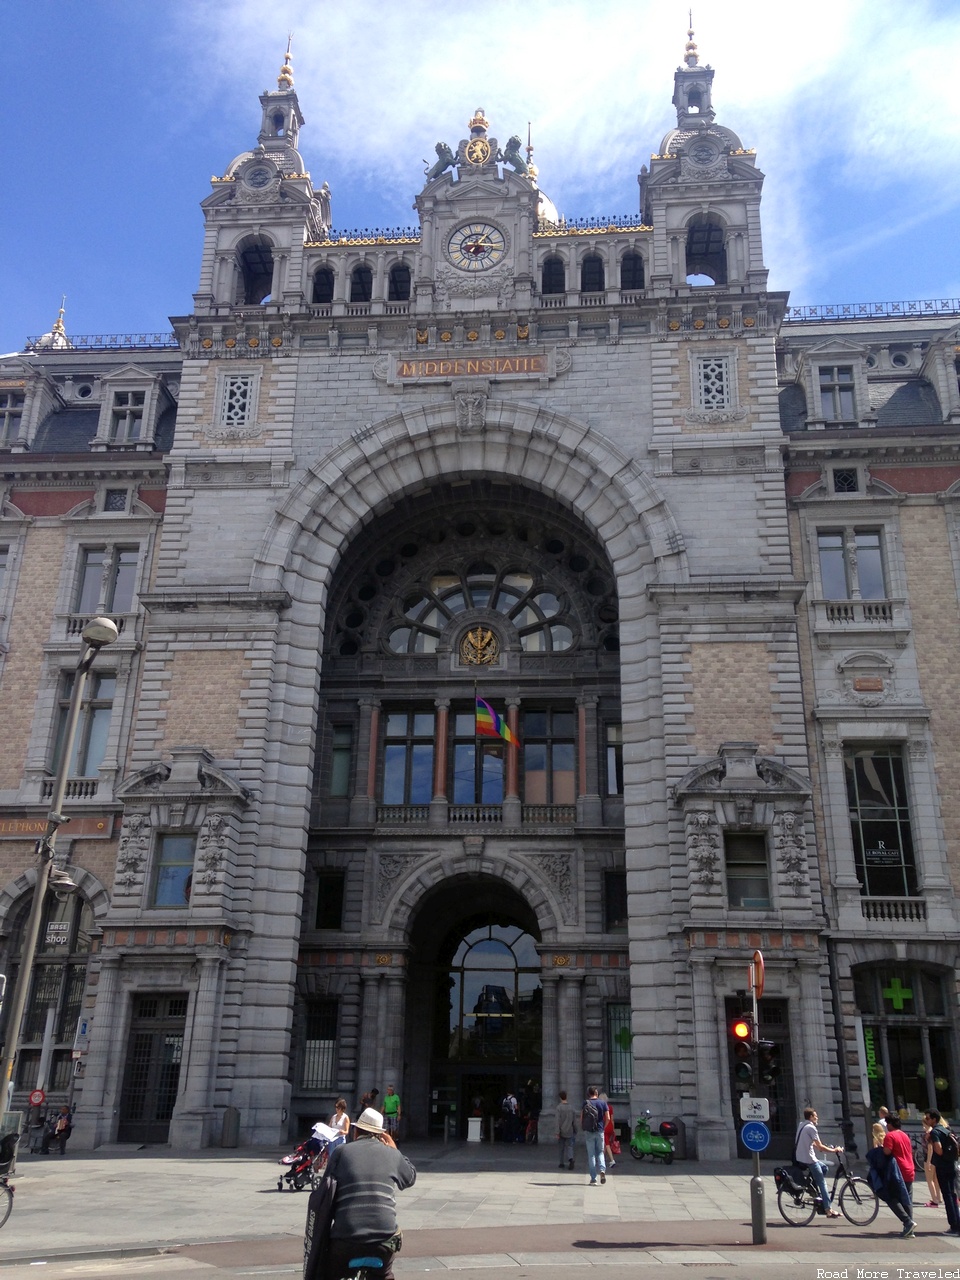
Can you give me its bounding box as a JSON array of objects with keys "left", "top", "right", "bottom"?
[{"left": 405, "top": 878, "right": 542, "bottom": 1139}]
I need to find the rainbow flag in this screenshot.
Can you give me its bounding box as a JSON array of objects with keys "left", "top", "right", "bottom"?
[{"left": 475, "top": 697, "right": 519, "bottom": 746}]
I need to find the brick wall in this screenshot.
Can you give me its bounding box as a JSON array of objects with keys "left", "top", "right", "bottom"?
[
  {"left": 158, "top": 649, "right": 245, "bottom": 756},
  {"left": 688, "top": 640, "right": 776, "bottom": 755},
  {"left": 0, "top": 527, "right": 66, "bottom": 788},
  {"left": 900, "top": 505, "right": 960, "bottom": 893}
]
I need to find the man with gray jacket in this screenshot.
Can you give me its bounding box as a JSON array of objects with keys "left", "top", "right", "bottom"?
[{"left": 556, "top": 1090, "right": 578, "bottom": 1170}]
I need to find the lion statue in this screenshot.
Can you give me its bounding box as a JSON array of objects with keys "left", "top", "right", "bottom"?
[
  {"left": 424, "top": 142, "right": 456, "bottom": 181},
  {"left": 500, "top": 136, "right": 528, "bottom": 175}
]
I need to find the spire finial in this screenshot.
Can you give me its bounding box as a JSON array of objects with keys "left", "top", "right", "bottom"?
[
  {"left": 52, "top": 295, "right": 66, "bottom": 334},
  {"left": 278, "top": 34, "right": 294, "bottom": 89},
  {"left": 525, "top": 122, "right": 538, "bottom": 182},
  {"left": 684, "top": 11, "right": 699, "bottom": 66}
]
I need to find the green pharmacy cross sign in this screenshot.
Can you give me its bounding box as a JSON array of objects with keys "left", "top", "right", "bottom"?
[
  {"left": 882, "top": 976, "right": 914, "bottom": 1011},
  {"left": 614, "top": 1026, "right": 634, "bottom": 1053}
]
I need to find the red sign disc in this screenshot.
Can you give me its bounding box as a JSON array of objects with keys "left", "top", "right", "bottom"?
[{"left": 28, "top": 1088, "right": 45, "bottom": 1106}]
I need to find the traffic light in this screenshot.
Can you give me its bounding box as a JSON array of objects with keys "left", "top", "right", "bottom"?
[
  {"left": 731, "top": 1015, "right": 754, "bottom": 1087},
  {"left": 758, "top": 1039, "right": 781, "bottom": 1084}
]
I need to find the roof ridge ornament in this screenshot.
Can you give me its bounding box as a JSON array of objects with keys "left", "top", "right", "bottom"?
[
  {"left": 278, "top": 34, "right": 294, "bottom": 89},
  {"left": 684, "top": 11, "right": 699, "bottom": 66}
]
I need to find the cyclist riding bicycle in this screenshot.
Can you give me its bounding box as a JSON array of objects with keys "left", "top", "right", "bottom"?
[
  {"left": 794, "top": 1107, "right": 842, "bottom": 1218},
  {"left": 304, "top": 1106, "right": 415, "bottom": 1280}
]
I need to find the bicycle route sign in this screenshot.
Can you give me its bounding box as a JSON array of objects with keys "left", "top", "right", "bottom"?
[{"left": 740, "top": 1121, "right": 770, "bottom": 1152}]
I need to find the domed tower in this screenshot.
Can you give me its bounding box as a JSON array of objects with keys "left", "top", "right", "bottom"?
[
  {"left": 192, "top": 41, "right": 330, "bottom": 314},
  {"left": 641, "top": 23, "right": 768, "bottom": 293}
]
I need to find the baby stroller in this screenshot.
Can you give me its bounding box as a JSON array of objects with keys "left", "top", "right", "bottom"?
[{"left": 276, "top": 1121, "right": 338, "bottom": 1192}]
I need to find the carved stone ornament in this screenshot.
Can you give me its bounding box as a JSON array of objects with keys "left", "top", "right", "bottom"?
[
  {"left": 435, "top": 262, "right": 516, "bottom": 306},
  {"left": 459, "top": 626, "right": 500, "bottom": 665},
  {"left": 204, "top": 420, "right": 263, "bottom": 443},
  {"left": 372, "top": 356, "right": 390, "bottom": 381},
  {"left": 686, "top": 809, "right": 721, "bottom": 888},
  {"left": 530, "top": 852, "right": 574, "bottom": 921},
  {"left": 774, "top": 809, "right": 807, "bottom": 895},
  {"left": 683, "top": 407, "right": 749, "bottom": 425},
  {"left": 115, "top": 812, "right": 151, "bottom": 888},
  {"left": 554, "top": 349, "right": 573, "bottom": 374},
  {"left": 455, "top": 391, "right": 487, "bottom": 430},
  {"left": 197, "top": 812, "right": 228, "bottom": 888},
  {"left": 375, "top": 852, "right": 422, "bottom": 914}
]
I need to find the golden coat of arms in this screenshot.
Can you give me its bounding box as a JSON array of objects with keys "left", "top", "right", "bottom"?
[{"left": 460, "top": 627, "right": 499, "bottom": 665}]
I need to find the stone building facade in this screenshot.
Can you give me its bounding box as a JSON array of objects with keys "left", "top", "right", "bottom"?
[{"left": 0, "top": 36, "right": 958, "bottom": 1159}]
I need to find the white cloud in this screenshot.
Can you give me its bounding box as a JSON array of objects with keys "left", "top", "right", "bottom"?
[{"left": 63, "top": 0, "right": 960, "bottom": 308}]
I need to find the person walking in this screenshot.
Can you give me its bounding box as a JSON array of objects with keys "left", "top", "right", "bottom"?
[
  {"left": 355, "top": 1088, "right": 379, "bottom": 1138},
  {"left": 882, "top": 1114, "right": 916, "bottom": 1237},
  {"left": 867, "top": 1126, "right": 915, "bottom": 1238},
  {"left": 580, "top": 1086, "right": 609, "bottom": 1186},
  {"left": 600, "top": 1092, "right": 617, "bottom": 1170},
  {"left": 924, "top": 1109, "right": 960, "bottom": 1235},
  {"left": 794, "top": 1107, "right": 841, "bottom": 1218},
  {"left": 381, "top": 1085, "right": 402, "bottom": 1139},
  {"left": 922, "top": 1115, "right": 943, "bottom": 1208},
  {"left": 556, "top": 1091, "right": 577, "bottom": 1169}
]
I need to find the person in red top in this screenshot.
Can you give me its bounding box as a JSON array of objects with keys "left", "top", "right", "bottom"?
[{"left": 883, "top": 1115, "right": 915, "bottom": 1204}]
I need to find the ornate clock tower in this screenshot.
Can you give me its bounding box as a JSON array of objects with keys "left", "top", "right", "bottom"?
[{"left": 414, "top": 109, "right": 543, "bottom": 314}]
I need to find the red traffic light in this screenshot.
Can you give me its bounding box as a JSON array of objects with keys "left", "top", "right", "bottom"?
[{"left": 732, "top": 1018, "right": 752, "bottom": 1041}]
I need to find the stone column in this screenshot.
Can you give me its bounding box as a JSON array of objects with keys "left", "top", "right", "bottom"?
[
  {"left": 503, "top": 698, "right": 522, "bottom": 825},
  {"left": 689, "top": 956, "right": 729, "bottom": 1159},
  {"left": 351, "top": 699, "right": 379, "bottom": 825},
  {"left": 577, "top": 696, "right": 602, "bottom": 825},
  {"left": 797, "top": 961, "right": 833, "bottom": 1109},
  {"left": 381, "top": 973, "right": 407, "bottom": 1095},
  {"left": 539, "top": 971, "right": 560, "bottom": 1138},
  {"left": 270, "top": 252, "right": 286, "bottom": 304},
  {"left": 169, "top": 951, "right": 224, "bottom": 1147},
  {"left": 430, "top": 701, "right": 449, "bottom": 826},
  {"left": 355, "top": 970, "right": 381, "bottom": 1110},
  {"left": 71, "top": 955, "right": 122, "bottom": 1149},
  {"left": 558, "top": 973, "right": 584, "bottom": 1102}
]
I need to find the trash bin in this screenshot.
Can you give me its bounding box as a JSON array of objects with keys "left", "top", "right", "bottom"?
[
  {"left": 467, "top": 1117, "right": 482, "bottom": 1143},
  {"left": 662, "top": 1117, "right": 686, "bottom": 1160},
  {"left": 221, "top": 1105, "right": 240, "bottom": 1148}
]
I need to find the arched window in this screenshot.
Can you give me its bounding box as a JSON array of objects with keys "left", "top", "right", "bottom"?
[
  {"left": 687, "top": 89, "right": 703, "bottom": 114},
  {"left": 541, "top": 257, "right": 565, "bottom": 295},
  {"left": 312, "top": 268, "right": 335, "bottom": 305},
  {"left": 388, "top": 263, "right": 411, "bottom": 302},
  {"left": 238, "top": 240, "right": 274, "bottom": 305},
  {"left": 685, "top": 217, "right": 727, "bottom": 286},
  {"left": 440, "top": 923, "right": 541, "bottom": 1064},
  {"left": 350, "top": 265, "right": 373, "bottom": 303},
  {"left": 620, "top": 252, "right": 644, "bottom": 291},
  {"left": 4, "top": 892, "right": 95, "bottom": 1092},
  {"left": 580, "top": 255, "right": 605, "bottom": 293}
]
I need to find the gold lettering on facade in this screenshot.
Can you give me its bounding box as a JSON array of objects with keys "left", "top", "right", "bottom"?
[{"left": 396, "top": 354, "right": 546, "bottom": 381}]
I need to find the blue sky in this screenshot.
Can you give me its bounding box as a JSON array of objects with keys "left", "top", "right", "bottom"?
[{"left": 3, "top": 0, "right": 960, "bottom": 353}]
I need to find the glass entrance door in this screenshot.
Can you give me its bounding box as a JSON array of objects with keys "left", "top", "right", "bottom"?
[
  {"left": 118, "top": 993, "right": 187, "bottom": 1143},
  {"left": 430, "top": 923, "right": 541, "bottom": 1138}
]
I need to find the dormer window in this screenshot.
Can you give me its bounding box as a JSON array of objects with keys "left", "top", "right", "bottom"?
[
  {"left": 0, "top": 389, "right": 25, "bottom": 446},
  {"left": 819, "top": 365, "right": 856, "bottom": 425},
  {"left": 110, "top": 391, "right": 145, "bottom": 444}
]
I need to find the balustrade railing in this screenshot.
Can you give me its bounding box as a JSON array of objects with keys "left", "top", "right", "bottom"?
[{"left": 861, "top": 896, "right": 927, "bottom": 922}]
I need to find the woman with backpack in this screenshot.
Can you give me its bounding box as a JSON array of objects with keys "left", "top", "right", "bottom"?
[{"left": 925, "top": 1109, "right": 960, "bottom": 1235}]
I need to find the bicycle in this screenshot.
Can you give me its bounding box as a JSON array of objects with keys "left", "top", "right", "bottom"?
[
  {"left": 775, "top": 1150, "right": 879, "bottom": 1226},
  {"left": 344, "top": 1255, "right": 385, "bottom": 1280},
  {"left": 0, "top": 1132, "right": 18, "bottom": 1229}
]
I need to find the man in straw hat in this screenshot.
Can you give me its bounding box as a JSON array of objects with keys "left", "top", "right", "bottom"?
[{"left": 304, "top": 1106, "right": 416, "bottom": 1280}]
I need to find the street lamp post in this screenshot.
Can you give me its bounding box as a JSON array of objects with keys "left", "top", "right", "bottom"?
[{"left": 0, "top": 616, "right": 119, "bottom": 1129}]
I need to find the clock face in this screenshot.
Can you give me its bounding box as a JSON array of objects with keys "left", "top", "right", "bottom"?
[
  {"left": 688, "top": 141, "right": 719, "bottom": 166},
  {"left": 447, "top": 222, "right": 507, "bottom": 272}
]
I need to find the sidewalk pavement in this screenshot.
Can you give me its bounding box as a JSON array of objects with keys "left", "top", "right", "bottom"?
[{"left": 2, "top": 1139, "right": 960, "bottom": 1277}]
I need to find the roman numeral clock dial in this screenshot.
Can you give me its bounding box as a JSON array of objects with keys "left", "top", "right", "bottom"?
[{"left": 447, "top": 222, "right": 507, "bottom": 272}]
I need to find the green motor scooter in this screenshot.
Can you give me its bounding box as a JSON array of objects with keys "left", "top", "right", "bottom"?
[{"left": 629, "top": 1110, "right": 675, "bottom": 1164}]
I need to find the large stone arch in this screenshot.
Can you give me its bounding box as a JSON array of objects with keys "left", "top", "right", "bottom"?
[
  {"left": 0, "top": 864, "right": 111, "bottom": 939},
  {"left": 373, "top": 848, "right": 565, "bottom": 945},
  {"left": 251, "top": 399, "right": 687, "bottom": 601}
]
